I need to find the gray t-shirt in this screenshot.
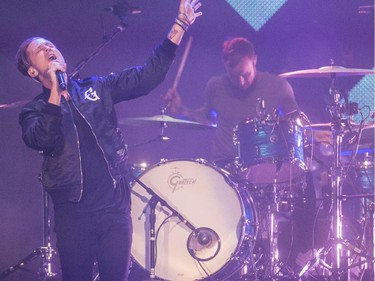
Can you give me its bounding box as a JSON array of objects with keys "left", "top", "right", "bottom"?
[{"left": 204, "top": 71, "right": 298, "bottom": 164}]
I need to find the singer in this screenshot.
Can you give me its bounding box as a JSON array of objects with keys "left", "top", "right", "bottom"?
[{"left": 16, "top": 0, "right": 202, "bottom": 280}]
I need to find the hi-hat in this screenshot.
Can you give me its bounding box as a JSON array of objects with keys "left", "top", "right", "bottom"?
[
  {"left": 120, "top": 114, "right": 216, "bottom": 129},
  {"left": 279, "top": 66, "right": 375, "bottom": 78}
]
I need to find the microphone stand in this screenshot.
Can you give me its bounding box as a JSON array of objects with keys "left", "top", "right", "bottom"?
[
  {"left": 128, "top": 172, "right": 197, "bottom": 280},
  {"left": 69, "top": 21, "right": 127, "bottom": 79}
]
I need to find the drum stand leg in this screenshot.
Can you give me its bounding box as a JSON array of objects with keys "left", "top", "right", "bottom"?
[
  {"left": 353, "top": 200, "right": 375, "bottom": 280},
  {"left": 269, "top": 181, "right": 280, "bottom": 278},
  {"left": 0, "top": 190, "right": 58, "bottom": 280},
  {"left": 266, "top": 177, "right": 297, "bottom": 280}
]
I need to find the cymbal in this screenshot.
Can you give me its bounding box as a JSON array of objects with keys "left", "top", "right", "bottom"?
[
  {"left": 306, "top": 122, "right": 375, "bottom": 131},
  {"left": 120, "top": 114, "right": 216, "bottom": 129},
  {"left": 279, "top": 66, "right": 375, "bottom": 78},
  {"left": 0, "top": 100, "right": 28, "bottom": 109}
]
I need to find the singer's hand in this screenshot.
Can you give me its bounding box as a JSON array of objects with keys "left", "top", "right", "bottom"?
[
  {"left": 168, "top": 0, "right": 202, "bottom": 45},
  {"left": 47, "top": 60, "right": 67, "bottom": 91},
  {"left": 47, "top": 60, "right": 68, "bottom": 106},
  {"left": 178, "top": 0, "right": 202, "bottom": 26}
]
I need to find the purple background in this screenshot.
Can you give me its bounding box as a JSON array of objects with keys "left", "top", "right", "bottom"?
[{"left": 0, "top": 1, "right": 373, "bottom": 280}]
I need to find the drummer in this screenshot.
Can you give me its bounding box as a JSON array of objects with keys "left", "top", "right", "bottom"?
[
  {"left": 162, "top": 37, "right": 299, "bottom": 168},
  {"left": 162, "top": 36, "right": 315, "bottom": 273}
]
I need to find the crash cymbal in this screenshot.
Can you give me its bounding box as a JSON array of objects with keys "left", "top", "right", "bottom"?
[
  {"left": 279, "top": 66, "right": 375, "bottom": 78},
  {"left": 0, "top": 100, "right": 28, "bottom": 108},
  {"left": 120, "top": 114, "right": 216, "bottom": 129}
]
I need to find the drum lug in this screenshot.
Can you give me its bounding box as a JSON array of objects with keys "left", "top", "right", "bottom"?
[
  {"left": 269, "top": 134, "right": 278, "bottom": 143},
  {"left": 289, "top": 147, "right": 295, "bottom": 159},
  {"left": 254, "top": 120, "right": 260, "bottom": 132},
  {"left": 243, "top": 217, "right": 257, "bottom": 228},
  {"left": 195, "top": 158, "right": 208, "bottom": 165},
  {"left": 288, "top": 119, "right": 294, "bottom": 133}
]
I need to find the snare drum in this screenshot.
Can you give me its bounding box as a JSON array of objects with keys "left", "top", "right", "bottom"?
[
  {"left": 130, "top": 159, "right": 258, "bottom": 281},
  {"left": 234, "top": 118, "right": 307, "bottom": 184}
]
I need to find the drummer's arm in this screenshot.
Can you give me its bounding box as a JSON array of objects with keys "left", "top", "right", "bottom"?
[
  {"left": 180, "top": 106, "right": 216, "bottom": 126},
  {"left": 284, "top": 109, "right": 301, "bottom": 119},
  {"left": 162, "top": 88, "right": 216, "bottom": 126}
]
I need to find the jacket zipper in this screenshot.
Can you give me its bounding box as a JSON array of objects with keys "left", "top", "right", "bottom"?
[
  {"left": 68, "top": 99, "right": 117, "bottom": 189},
  {"left": 65, "top": 98, "right": 84, "bottom": 201}
]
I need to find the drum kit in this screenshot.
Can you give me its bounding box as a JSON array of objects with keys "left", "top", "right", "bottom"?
[
  {"left": 0, "top": 66, "right": 373, "bottom": 281},
  {"left": 121, "top": 65, "right": 374, "bottom": 281}
]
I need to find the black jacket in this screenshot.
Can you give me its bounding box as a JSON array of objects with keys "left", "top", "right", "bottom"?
[{"left": 19, "top": 39, "right": 177, "bottom": 203}]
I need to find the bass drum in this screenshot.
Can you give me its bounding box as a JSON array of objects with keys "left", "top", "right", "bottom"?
[{"left": 130, "top": 159, "right": 258, "bottom": 281}]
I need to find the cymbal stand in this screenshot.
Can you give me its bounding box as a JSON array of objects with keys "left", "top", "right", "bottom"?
[
  {"left": 330, "top": 81, "right": 346, "bottom": 278},
  {"left": 269, "top": 178, "right": 281, "bottom": 279},
  {"left": 126, "top": 108, "right": 170, "bottom": 149},
  {"left": 299, "top": 75, "right": 374, "bottom": 280},
  {"left": 0, "top": 189, "right": 57, "bottom": 280}
]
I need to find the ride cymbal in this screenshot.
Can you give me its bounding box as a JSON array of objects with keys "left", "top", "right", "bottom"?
[{"left": 279, "top": 66, "right": 375, "bottom": 78}]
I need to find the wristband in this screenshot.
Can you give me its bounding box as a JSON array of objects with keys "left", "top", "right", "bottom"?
[{"left": 174, "top": 18, "right": 189, "bottom": 32}]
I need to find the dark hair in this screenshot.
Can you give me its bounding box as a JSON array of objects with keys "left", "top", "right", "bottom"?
[
  {"left": 16, "top": 37, "right": 43, "bottom": 77},
  {"left": 222, "top": 37, "right": 256, "bottom": 68}
]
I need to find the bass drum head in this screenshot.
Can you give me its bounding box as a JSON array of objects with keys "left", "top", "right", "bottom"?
[{"left": 130, "top": 159, "right": 257, "bottom": 281}]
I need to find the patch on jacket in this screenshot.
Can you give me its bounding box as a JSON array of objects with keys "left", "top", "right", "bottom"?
[{"left": 84, "top": 87, "right": 101, "bottom": 101}]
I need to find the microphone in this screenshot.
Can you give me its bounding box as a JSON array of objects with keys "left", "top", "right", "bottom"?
[
  {"left": 56, "top": 71, "right": 67, "bottom": 90},
  {"left": 197, "top": 232, "right": 212, "bottom": 246},
  {"left": 187, "top": 227, "right": 221, "bottom": 261},
  {"left": 105, "top": 1, "right": 142, "bottom": 19}
]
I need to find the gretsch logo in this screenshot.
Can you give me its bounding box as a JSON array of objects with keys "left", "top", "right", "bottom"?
[{"left": 168, "top": 168, "right": 197, "bottom": 192}]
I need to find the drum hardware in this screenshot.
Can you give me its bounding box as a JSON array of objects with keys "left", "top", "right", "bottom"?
[
  {"left": 280, "top": 64, "right": 375, "bottom": 280},
  {"left": 128, "top": 171, "right": 204, "bottom": 280},
  {"left": 255, "top": 97, "right": 267, "bottom": 120},
  {"left": 265, "top": 178, "right": 303, "bottom": 280},
  {"left": 234, "top": 99, "right": 310, "bottom": 280},
  {"left": 0, "top": 189, "right": 57, "bottom": 280}
]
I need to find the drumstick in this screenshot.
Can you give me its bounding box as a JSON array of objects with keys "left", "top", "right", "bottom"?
[{"left": 172, "top": 36, "right": 193, "bottom": 90}]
